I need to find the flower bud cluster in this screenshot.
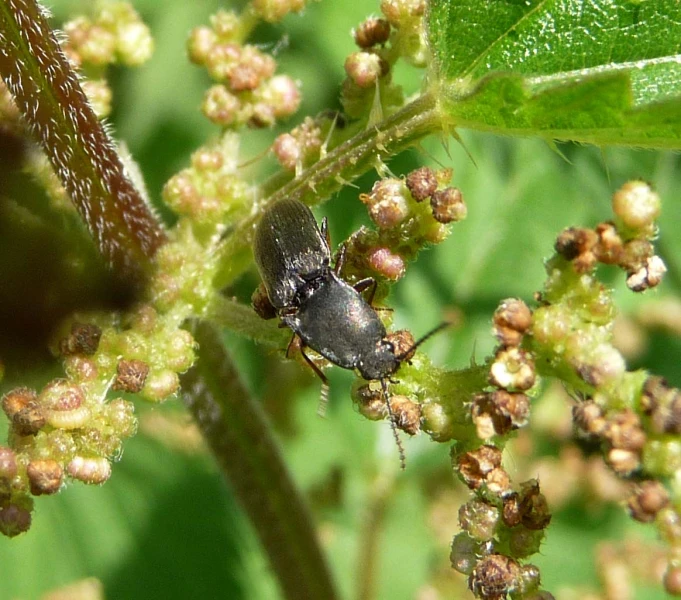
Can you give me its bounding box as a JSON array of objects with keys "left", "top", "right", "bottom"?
[
  {"left": 63, "top": 2, "right": 154, "bottom": 69},
  {"left": 188, "top": 10, "right": 300, "bottom": 128},
  {"left": 272, "top": 117, "right": 324, "bottom": 173},
  {"left": 379, "top": 0, "right": 429, "bottom": 67},
  {"left": 470, "top": 299, "right": 535, "bottom": 441},
  {"left": 251, "top": 0, "right": 309, "bottom": 23},
  {"left": 554, "top": 181, "right": 665, "bottom": 292},
  {"left": 0, "top": 292, "right": 199, "bottom": 536},
  {"left": 451, "top": 446, "right": 552, "bottom": 599},
  {"left": 0, "top": 374, "right": 136, "bottom": 536},
  {"left": 603, "top": 408, "right": 647, "bottom": 474},
  {"left": 163, "top": 134, "right": 251, "bottom": 229},
  {"left": 341, "top": 2, "right": 431, "bottom": 119},
  {"left": 340, "top": 168, "right": 464, "bottom": 289}
]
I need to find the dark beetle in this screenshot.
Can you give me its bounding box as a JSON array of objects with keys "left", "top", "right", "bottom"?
[
  {"left": 253, "top": 198, "right": 443, "bottom": 466},
  {"left": 254, "top": 198, "right": 400, "bottom": 380}
]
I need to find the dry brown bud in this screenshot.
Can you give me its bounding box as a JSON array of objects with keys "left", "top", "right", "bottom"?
[
  {"left": 113, "top": 359, "right": 150, "bottom": 393},
  {"left": 405, "top": 166, "right": 437, "bottom": 202},
  {"left": 59, "top": 322, "right": 102, "bottom": 356},
  {"left": 2, "top": 387, "right": 37, "bottom": 419},
  {"left": 626, "top": 255, "right": 667, "bottom": 292},
  {"left": 472, "top": 391, "right": 530, "bottom": 438},
  {"left": 386, "top": 329, "right": 416, "bottom": 362},
  {"left": 502, "top": 492, "right": 522, "bottom": 528},
  {"left": 27, "top": 460, "right": 63, "bottom": 496},
  {"left": 430, "top": 187, "right": 466, "bottom": 223},
  {"left": 627, "top": 481, "right": 669, "bottom": 523},
  {"left": 602, "top": 409, "right": 646, "bottom": 451},
  {"left": 469, "top": 554, "right": 521, "bottom": 600},
  {"left": 457, "top": 445, "right": 510, "bottom": 496},
  {"left": 593, "top": 222, "right": 623, "bottom": 264},
  {"left": 572, "top": 400, "right": 606, "bottom": 436},
  {"left": 641, "top": 375, "right": 668, "bottom": 415},
  {"left": 489, "top": 347, "right": 536, "bottom": 391},
  {"left": 618, "top": 238, "right": 653, "bottom": 271},
  {"left": 493, "top": 299, "right": 532, "bottom": 347},
  {"left": 354, "top": 17, "right": 391, "bottom": 48},
  {"left": 390, "top": 395, "right": 421, "bottom": 435},
  {"left": 3, "top": 388, "right": 45, "bottom": 436},
  {"left": 555, "top": 227, "right": 598, "bottom": 268},
  {"left": 518, "top": 480, "right": 552, "bottom": 530}
]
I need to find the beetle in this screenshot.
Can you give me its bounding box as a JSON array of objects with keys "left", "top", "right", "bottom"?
[{"left": 254, "top": 198, "right": 444, "bottom": 466}]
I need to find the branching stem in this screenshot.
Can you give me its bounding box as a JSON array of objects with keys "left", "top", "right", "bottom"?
[{"left": 216, "top": 92, "right": 442, "bottom": 287}]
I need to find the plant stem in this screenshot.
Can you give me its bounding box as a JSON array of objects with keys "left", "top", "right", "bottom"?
[
  {"left": 356, "top": 470, "right": 395, "bottom": 600},
  {"left": 0, "top": 0, "right": 166, "bottom": 285},
  {"left": 181, "top": 320, "right": 340, "bottom": 600},
  {"left": 207, "top": 295, "right": 291, "bottom": 347},
  {"left": 215, "top": 92, "right": 442, "bottom": 288}
]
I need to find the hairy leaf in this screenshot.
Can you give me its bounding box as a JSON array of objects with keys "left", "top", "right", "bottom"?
[{"left": 427, "top": 0, "right": 681, "bottom": 148}]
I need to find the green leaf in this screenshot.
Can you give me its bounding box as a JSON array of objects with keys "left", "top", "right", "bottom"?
[{"left": 426, "top": 0, "right": 681, "bottom": 148}]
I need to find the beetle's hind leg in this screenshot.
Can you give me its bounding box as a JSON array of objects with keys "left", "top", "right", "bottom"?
[
  {"left": 287, "top": 334, "right": 331, "bottom": 417},
  {"left": 299, "top": 346, "right": 331, "bottom": 418}
]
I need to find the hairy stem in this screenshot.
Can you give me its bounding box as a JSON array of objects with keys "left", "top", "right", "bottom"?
[
  {"left": 181, "top": 320, "right": 339, "bottom": 600},
  {"left": 216, "top": 92, "right": 442, "bottom": 287},
  {"left": 0, "top": 0, "right": 166, "bottom": 284}
]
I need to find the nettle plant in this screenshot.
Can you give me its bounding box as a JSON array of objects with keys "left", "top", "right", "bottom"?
[{"left": 1, "top": 0, "right": 681, "bottom": 598}]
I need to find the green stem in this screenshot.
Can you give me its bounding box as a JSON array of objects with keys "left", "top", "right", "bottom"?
[
  {"left": 0, "top": 0, "right": 166, "bottom": 285},
  {"left": 207, "top": 295, "right": 290, "bottom": 347},
  {"left": 215, "top": 92, "right": 442, "bottom": 288},
  {"left": 181, "top": 320, "right": 339, "bottom": 600},
  {"left": 356, "top": 470, "right": 395, "bottom": 600}
]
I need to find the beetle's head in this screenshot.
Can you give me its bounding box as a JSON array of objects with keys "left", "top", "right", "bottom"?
[{"left": 357, "top": 339, "right": 399, "bottom": 381}]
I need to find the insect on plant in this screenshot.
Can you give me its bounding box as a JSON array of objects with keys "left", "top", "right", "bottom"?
[{"left": 252, "top": 197, "right": 446, "bottom": 466}]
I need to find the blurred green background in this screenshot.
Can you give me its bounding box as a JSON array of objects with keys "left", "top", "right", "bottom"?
[{"left": 1, "top": 1, "right": 681, "bottom": 598}]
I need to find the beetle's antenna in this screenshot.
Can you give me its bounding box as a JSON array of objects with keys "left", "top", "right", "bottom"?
[
  {"left": 396, "top": 321, "right": 451, "bottom": 362},
  {"left": 381, "top": 378, "right": 406, "bottom": 470}
]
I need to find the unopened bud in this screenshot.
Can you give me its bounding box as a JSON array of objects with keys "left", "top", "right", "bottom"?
[
  {"left": 27, "top": 460, "right": 63, "bottom": 496},
  {"left": 405, "top": 166, "right": 437, "bottom": 202},
  {"left": 354, "top": 18, "right": 391, "bottom": 48},
  {"left": 344, "top": 51, "right": 387, "bottom": 88},
  {"left": 430, "top": 187, "right": 466, "bottom": 224},
  {"left": 612, "top": 180, "right": 661, "bottom": 231}
]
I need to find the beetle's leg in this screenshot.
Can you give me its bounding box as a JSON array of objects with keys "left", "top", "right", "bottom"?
[
  {"left": 353, "top": 277, "right": 393, "bottom": 314},
  {"left": 299, "top": 346, "right": 331, "bottom": 418},
  {"left": 334, "top": 242, "right": 347, "bottom": 276},
  {"left": 320, "top": 216, "right": 331, "bottom": 249},
  {"left": 285, "top": 332, "right": 298, "bottom": 358},
  {"left": 353, "top": 277, "right": 377, "bottom": 304}
]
